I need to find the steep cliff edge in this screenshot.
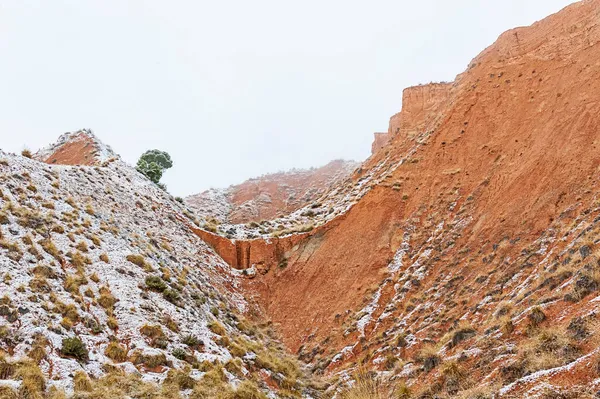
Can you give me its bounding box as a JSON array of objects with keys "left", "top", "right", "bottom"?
[
  {"left": 387, "top": 82, "right": 452, "bottom": 141},
  {"left": 371, "top": 132, "right": 390, "bottom": 155}
]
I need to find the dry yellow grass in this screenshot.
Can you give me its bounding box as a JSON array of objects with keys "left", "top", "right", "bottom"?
[
  {"left": 338, "top": 370, "right": 407, "bottom": 399},
  {"left": 104, "top": 341, "right": 128, "bottom": 362}
]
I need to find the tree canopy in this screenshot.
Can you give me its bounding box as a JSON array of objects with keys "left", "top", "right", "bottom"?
[{"left": 136, "top": 149, "right": 173, "bottom": 185}]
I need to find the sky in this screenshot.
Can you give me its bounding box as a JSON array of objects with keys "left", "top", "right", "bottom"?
[{"left": 0, "top": 0, "right": 577, "bottom": 196}]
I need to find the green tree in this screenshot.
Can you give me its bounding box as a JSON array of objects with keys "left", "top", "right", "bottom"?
[{"left": 136, "top": 150, "right": 173, "bottom": 184}]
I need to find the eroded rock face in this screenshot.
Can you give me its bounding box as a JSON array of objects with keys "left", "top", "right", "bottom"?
[
  {"left": 371, "top": 132, "right": 390, "bottom": 155},
  {"left": 195, "top": 1, "right": 600, "bottom": 395},
  {"left": 186, "top": 159, "right": 358, "bottom": 224},
  {"left": 388, "top": 82, "right": 452, "bottom": 139}
]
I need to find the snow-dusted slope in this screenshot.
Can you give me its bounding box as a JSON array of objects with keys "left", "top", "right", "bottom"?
[
  {"left": 34, "top": 129, "right": 117, "bottom": 166},
  {"left": 0, "top": 150, "right": 307, "bottom": 397}
]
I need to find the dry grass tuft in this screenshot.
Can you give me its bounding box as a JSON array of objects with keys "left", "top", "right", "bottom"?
[
  {"left": 208, "top": 321, "right": 227, "bottom": 336},
  {"left": 105, "top": 341, "right": 128, "bottom": 362},
  {"left": 73, "top": 370, "right": 93, "bottom": 392},
  {"left": 126, "top": 254, "right": 153, "bottom": 271},
  {"left": 338, "top": 369, "right": 407, "bottom": 399}
]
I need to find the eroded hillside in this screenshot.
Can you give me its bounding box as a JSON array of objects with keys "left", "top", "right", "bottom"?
[{"left": 193, "top": 1, "right": 600, "bottom": 397}]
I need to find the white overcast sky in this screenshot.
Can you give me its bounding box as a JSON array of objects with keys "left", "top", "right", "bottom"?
[{"left": 0, "top": 0, "right": 576, "bottom": 196}]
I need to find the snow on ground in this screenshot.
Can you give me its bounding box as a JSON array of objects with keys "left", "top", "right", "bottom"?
[{"left": 0, "top": 149, "right": 298, "bottom": 396}]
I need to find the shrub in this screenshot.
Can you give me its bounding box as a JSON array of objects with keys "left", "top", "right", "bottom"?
[
  {"left": 0, "top": 356, "right": 16, "bottom": 379},
  {"left": 41, "top": 201, "right": 55, "bottom": 210},
  {"left": 495, "top": 302, "right": 512, "bottom": 319},
  {"left": 89, "top": 234, "right": 101, "bottom": 246},
  {"left": 27, "top": 336, "right": 48, "bottom": 364},
  {"left": 0, "top": 211, "right": 9, "bottom": 225},
  {"left": 16, "top": 209, "right": 49, "bottom": 232},
  {"left": 29, "top": 276, "right": 50, "bottom": 293},
  {"left": 75, "top": 241, "right": 89, "bottom": 252},
  {"left": 228, "top": 341, "right": 247, "bottom": 358},
  {"left": 501, "top": 318, "right": 515, "bottom": 336},
  {"left": 107, "top": 316, "right": 118, "bottom": 331},
  {"left": 172, "top": 348, "right": 187, "bottom": 360},
  {"left": 140, "top": 324, "right": 165, "bottom": 338},
  {"left": 165, "top": 368, "right": 196, "bottom": 390},
  {"left": 60, "top": 337, "right": 89, "bottom": 361},
  {"left": 518, "top": 328, "right": 581, "bottom": 376},
  {"left": 85, "top": 318, "right": 103, "bottom": 334},
  {"left": 0, "top": 387, "right": 16, "bottom": 398},
  {"left": 182, "top": 334, "right": 200, "bottom": 348},
  {"left": 163, "top": 289, "right": 180, "bottom": 304},
  {"left": 69, "top": 251, "right": 91, "bottom": 269},
  {"left": 145, "top": 275, "right": 167, "bottom": 292},
  {"left": 254, "top": 350, "right": 300, "bottom": 382},
  {"left": 396, "top": 383, "right": 411, "bottom": 399},
  {"left": 163, "top": 314, "right": 179, "bottom": 332},
  {"left": 191, "top": 367, "right": 233, "bottom": 398},
  {"left": 441, "top": 360, "right": 469, "bottom": 394},
  {"left": 383, "top": 354, "right": 398, "bottom": 370},
  {"left": 21, "top": 149, "right": 32, "bottom": 158},
  {"left": 204, "top": 223, "right": 218, "bottom": 233},
  {"left": 64, "top": 274, "right": 87, "bottom": 295},
  {"left": 60, "top": 317, "right": 73, "bottom": 330},
  {"left": 0, "top": 239, "right": 22, "bottom": 261},
  {"left": 73, "top": 371, "right": 92, "bottom": 392},
  {"left": 565, "top": 270, "right": 600, "bottom": 301}
]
